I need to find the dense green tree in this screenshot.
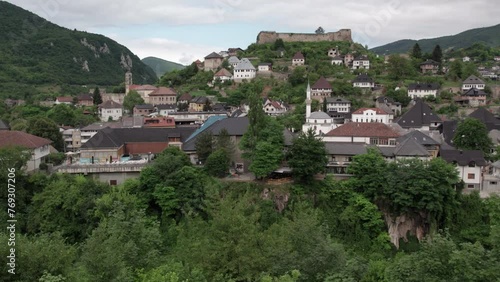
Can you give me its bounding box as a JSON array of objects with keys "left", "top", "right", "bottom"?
[
  {"left": 411, "top": 43, "right": 422, "bottom": 59},
  {"left": 288, "top": 67, "right": 307, "bottom": 87},
  {"left": 387, "top": 55, "right": 416, "bottom": 80},
  {"left": 448, "top": 60, "right": 464, "bottom": 81},
  {"left": 47, "top": 104, "right": 76, "bottom": 126},
  {"left": 432, "top": 44, "right": 443, "bottom": 63},
  {"left": 385, "top": 88, "right": 411, "bottom": 107},
  {"left": 195, "top": 131, "right": 214, "bottom": 164},
  {"left": 347, "top": 148, "right": 388, "bottom": 201},
  {"left": 123, "top": 90, "right": 145, "bottom": 114},
  {"left": 215, "top": 128, "right": 235, "bottom": 157},
  {"left": 273, "top": 38, "right": 285, "bottom": 51},
  {"left": 204, "top": 149, "right": 230, "bottom": 178},
  {"left": 93, "top": 87, "right": 103, "bottom": 105},
  {"left": 240, "top": 87, "right": 268, "bottom": 160},
  {"left": 27, "top": 117, "right": 64, "bottom": 151},
  {"left": 249, "top": 141, "right": 283, "bottom": 179},
  {"left": 452, "top": 117, "right": 493, "bottom": 156},
  {"left": 287, "top": 129, "right": 328, "bottom": 183}
]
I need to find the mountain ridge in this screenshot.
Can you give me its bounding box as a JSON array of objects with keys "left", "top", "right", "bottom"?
[
  {"left": 370, "top": 24, "right": 500, "bottom": 55},
  {"left": 141, "top": 56, "right": 185, "bottom": 78}
]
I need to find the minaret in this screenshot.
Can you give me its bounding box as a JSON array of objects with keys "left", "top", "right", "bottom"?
[
  {"left": 306, "top": 81, "right": 312, "bottom": 118},
  {"left": 125, "top": 71, "right": 133, "bottom": 95}
]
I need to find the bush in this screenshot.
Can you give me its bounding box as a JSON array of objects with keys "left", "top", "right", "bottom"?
[{"left": 47, "top": 152, "right": 66, "bottom": 165}]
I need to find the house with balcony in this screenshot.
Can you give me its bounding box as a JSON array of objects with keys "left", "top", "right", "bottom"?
[
  {"left": 351, "top": 108, "right": 393, "bottom": 124},
  {"left": 352, "top": 73, "right": 374, "bottom": 89},
  {"left": 440, "top": 149, "right": 487, "bottom": 190},
  {"left": 292, "top": 52, "right": 305, "bottom": 66},
  {"left": 233, "top": 58, "right": 256, "bottom": 82},
  {"left": 326, "top": 97, "right": 351, "bottom": 113},
  {"left": 462, "top": 75, "right": 485, "bottom": 91},
  {"left": 396, "top": 99, "right": 442, "bottom": 131},
  {"left": 310, "top": 77, "right": 333, "bottom": 102},
  {"left": 455, "top": 88, "right": 487, "bottom": 107},
  {"left": 407, "top": 83, "right": 440, "bottom": 99},
  {"left": 420, "top": 60, "right": 439, "bottom": 74},
  {"left": 352, "top": 55, "right": 370, "bottom": 70}
]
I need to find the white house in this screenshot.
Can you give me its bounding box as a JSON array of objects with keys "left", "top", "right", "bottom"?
[
  {"left": 233, "top": 58, "right": 256, "bottom": 82},
  {"left": 263, "top": 99, "right": 287, "bottom": 116},
  {"left": 462, "top": 75, "right": 485, "bottom": 91},
  {"left": 228, "top": 56, "right": 240, "bottom": 68},
  {"left": 327, "top": 48, "right": 339, "bottom": 57},
  {"left": 326, "top": 97, "right": 351, "bottom": 113},
  {"left": 292, "top": 52, "right": 305, "bottom": 66},
  {"left": 351, "top": 108, "right": 393, "bottom": 124},
  {"left": 55, "top": 96, "right": 73, "bottom": 105},
  {"left": 213, "top": 68, "right": 233, "bottom": 83},
  {"left": 352, "top": 73, "right": 374, "bottom": 88},
  {"left": 310, "top": 76, "right": 333, "bottom": 102},
  {"left": 352, "top": 55, "right": 370, "bottom": 70},
  {"left": 331, "top": 56, "right": 344, "bottom": 66},
  {"left": 463, "top": 56, "right": 471, "bottom": 62},
  {"left": 440, "top": 149, "right": 487, "bottom": 190},
  {"left": 258, "top": 63, "right": 272, "bottom": 72},
  {"left": 0, "top": 131, "right": 52, "bottom": 172},
  {"left": 157, "top": 104, "right": 177, "bottom": 116},
  {"left": 407, "top": 83, "right": 440, "bottom": 99},
  {"left": 99, "top": 100, "right": 123, "bottom": 121}
]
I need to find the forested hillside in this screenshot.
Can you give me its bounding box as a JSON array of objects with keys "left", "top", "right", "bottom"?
[
  {"left": 142, "top": 56, "right": 185, "bottom": 78},
  {"left": 0, "top": 1, "right": 157, "bottom": 97},
  {"left": 1, "top": 146, "right": 500, "bottom": 281},
  {"left": 371, "top": 23, "right": 500, "bottom": 54}
]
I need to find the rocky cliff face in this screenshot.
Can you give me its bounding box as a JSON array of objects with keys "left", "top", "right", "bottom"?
[{"left": 257, "top": 29, "right": 353, "bottom": 44}]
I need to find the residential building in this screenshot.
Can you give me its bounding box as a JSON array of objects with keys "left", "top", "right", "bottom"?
[
  {"left": 351, "top": 108, "right": 393, "bottom": 124},
  {"left": 343, "top": 53, "right": 354, "bottom": 66},
  {"left": 407, "top": 83, "right": 440, "bottom": 99},
  {"left": 133, "top": 104, "right": 155, "bottom": 116},
  {"left": 310, "top": 76, "right": 333, "bottom": 102},
  {"left": 213, "top": 68, "right": 233, "bottom": 83},
  {"left": 375, "top": 96, "right": 402, "bottom": 116},
  {"left": 462, "top": 75, "right": 485, "bottom": 91},
  {"left": 0, "top": 131, "right": 52, "bottom": 172},
  {"left": 440, "top": 149, "right": 487, "bottom": 190},
  {"left": 128, "top": 84, "right": 158, "bottom": 104},
  {"left": 55, "top": 96, "right": 73, "bottom": 105},
  {"left": 263, "top": 99, "right": 288, "bottom": 116},
  {"left": 352, "top": 55, "right": 370, "bottom": 70},
  {"left": 62, "top": 128, "right": 82, "bottom": 152},
  {"left": 326, "top": 97, "right": 351, "bottom": 113},
  {"left": 323, "top": 122, "right": 400, "bottom": 146},
  {"left": 331, "top": 56, "right": 344, "bottom": 66},
  {"left": 177, "top": 93, "right": 192, "bottom": 107},
  {"left": 77, "top": 94, "right": 93, "bottom": 106},
  {"left": 455, "top": 88, "right": 487, "bottom": 107},
  {"left": 352, "top": 73, "right": 374, "bottom": 88},
  {"left": 420, "top": 60, "right": 439, "bottom": 74},
  {"left": 228, "top": 56, "right": 240, "bottom": 68},
  {"left": 233, "top": 58, "right": 256, "bottom": 82},
  {"left": 149, "top": 87, "right": 177, "bottom": 105},
  {"left": 143, "top": 117, "right": 176, "bottom": 128},
  {"left": 327, "top": 48, "right": 340, "bottom": 57},
  {"left": 189, "top": 96, "right": 210, "bottom": 112},
  {"left": 157, "top": 104, "right": 177, "bottom": 116},
  {"left": 98, "top": 100, "right": 123, "bottom": 122},
  {"left": 204, "top": 52, "right": 224, "bottom": 71},
  {"left": 463, "top": 56, "right": 471, "bottom": 62},
  {"left": 325, "top": 142, "right": 366, "bottom": 177},
  {"left": 396, "top": 130, "right": 440, "bottom": 158},
  {"left": 292, "top": 52, "right": 305, "bottom": 66},
  {"left": 396, "top": 99, "right": 441, "bottom": 131},
  {"left": 258, "top": 63, "right": 272, "bottom": 72}
]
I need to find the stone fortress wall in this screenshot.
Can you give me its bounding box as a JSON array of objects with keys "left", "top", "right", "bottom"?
[{"left": 256, "top": 29, "right": 353, "bottom": 44}]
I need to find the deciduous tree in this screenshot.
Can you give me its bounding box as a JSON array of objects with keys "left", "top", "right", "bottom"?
[
  {"left": 287, "top": 129, "right": 328, "bottom": 183},
  {"left": 452, "top": 117, "right": 493, "bottom": 156},
  {"left": 123, "top": 90, "right": 144, "bottom": 113}
]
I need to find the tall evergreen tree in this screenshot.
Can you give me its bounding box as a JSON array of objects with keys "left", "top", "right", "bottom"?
[
  {"left": 411, "top": 43, "right": 422, "bottom": 59},
  {"left": 93, "top": 87, "right": 102, "bottom": 105},
  {"left": 432, "top": 45, "right": 443, "bottom": 63}
]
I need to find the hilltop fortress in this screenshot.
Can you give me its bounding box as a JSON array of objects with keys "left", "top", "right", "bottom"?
[{"left": 256, "top": 29, "right": 353, "bottom": 44}]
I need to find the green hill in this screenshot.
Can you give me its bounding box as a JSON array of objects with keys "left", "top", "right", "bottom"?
[
  {"left": 142, "top": 56, "right": 185, "bottom": 78},
  {"left": 370, "top": 24, "right": 500, "bottom": 55},
  {"left": 0, "top": 1, "right": 157, "bottom": 91}
]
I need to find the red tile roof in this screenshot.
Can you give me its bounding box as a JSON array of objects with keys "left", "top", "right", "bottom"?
[
  {"left": 131, "top": 84, "right": 158, "bottom": 91},
  {"left": 56, "top": 96, "right": 73, "bottom": 103},
  {"left": 214, "top": 68, "right": 232, "bottom": 77},
  {"left": 326, "top": 122, "right": 400, "bottom": 138},
  {"left": 178, "top": 93, "right": 192, "bottom": 101},
  {"left": 149, "top": 87, "right": 177, "bottom": 96},
  {"left": 0, "top": 131, "right": 52, "bottom": 149},
  {"left": 352, "top": 108, "right": 390, "bottom": 115},
  {"left": 312, "top": 77, "right": 332, "bottom": 89},
  {"left": 292, "top": 52, "right": 304, "bottom": 60},
  {"left": 99, "top": 100, "right": 122, "bottom": 109}
]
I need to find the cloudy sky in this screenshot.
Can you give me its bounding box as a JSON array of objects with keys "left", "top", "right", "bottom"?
[{"left": 9, "top": 0, "right": 500, "bottom": 65}]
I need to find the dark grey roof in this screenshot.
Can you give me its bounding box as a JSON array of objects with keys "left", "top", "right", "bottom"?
[
  {"left": 205, "top": 52, "right": 223, "bottom": 59},
  {"left": 182, "top": 117, "right": 249, "bottom": 151},
  {"left": 134, "top": 104, "right": 154, "bottom": 110},
  {"left": 82, "top": 127, "right": 196, "bottom": 149},
  {"left": 463, "top": 75, "right": 485, "bottom": 85},
  {"left": 463, "top": 88, "right": 487, "bottom": 97},
  {"left": 396, "top": 99, "right": 441, "bottom": 128},
  {"left": 408, "top": 83, "right": 440, "bottom": 91},
  {"left": 397, "top": 130, "right": 440, "bottom": 146},
  {"left": 157, "top": 104, "right": 176, "bottom": 110},
  {"left": 283, "top": 129, "right": 296, "bottom": 146},
  {"left": 393, "top": 137, "right": 430, "bottom": 157},
  {"left": 354, "top": 55, "right": 369, "bottom": 61},
  {"left": 324, "top": 142, "right": 367, "bottom": 155},
  {"left": 441, "top": 120, "right": 458, "bottom": 145},
  {"left": 376, "top": 96, "right": 395, "bottom": 104},
  {"left": 0, "top": 120, "right": 10, "bottom": 130},
  {"left": 469, "top": 107, "right": 500, "bottom": 131},
  {"left": 374, "top": 146, "right": 394, "bottom": 157},
  {"left": 440, "top": 149, "right": 487, "bottom": 166},
  {"left": 353, "top": 73, "right": 373, "bottom": 83},
  {"left": 420, "top": 59, "right": 439, "bottom": 66},
  {"left": 326, "top": 97, "right": 350, "bottom": 103},
  {"left": 190, "top": 96, "right": 209, "bottom": 104}
]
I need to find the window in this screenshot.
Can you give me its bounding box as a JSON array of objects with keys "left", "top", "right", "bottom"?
[
  {"left": 467, "top": 173, "right": 475, "bottom": 179},
  {"left": 490, "top": 181, "right": 497, "bottom": 185},
  {"left": 467, "top": 184, "right": 475, "bottom": 189},
  {"left": 109, "top": 180, "right": 117, "bottom": 186}
]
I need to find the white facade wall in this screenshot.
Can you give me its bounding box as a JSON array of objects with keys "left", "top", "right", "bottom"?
[
  {"left": 462, "top": 83, "right": 485, "bottom": 91},
  {"left": 457, "top": 165, "right": 483, "bottom": 189},
  {"left": 351, "top": 110, "right": 392, "bottom": 124},
  {"left": 327, "top": 102, "right": 350, "bottom": 113},
  {"left": 353, "top": 82, "right": 374, "bottom": 88},
  {"left": 234, "top": 69, "right": 256, "bottom": 80},
  {"left": 352, "top": 60, "right": 370, "bottom": 70},
  {"left": 408, "top": 89, "right": 438, "bottom": 99},
  {"left": 100, "top": 108, "right": 123, "bottom": 122}
]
